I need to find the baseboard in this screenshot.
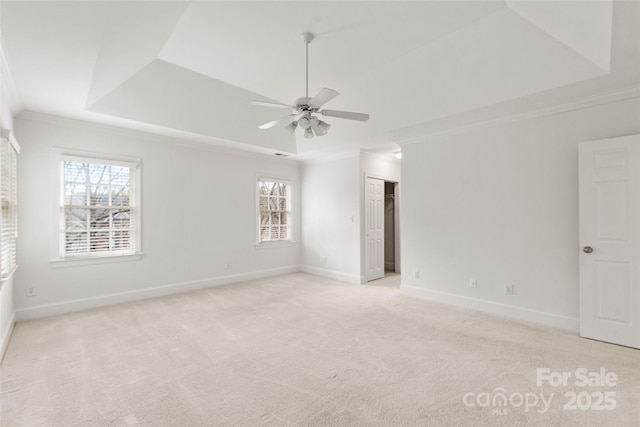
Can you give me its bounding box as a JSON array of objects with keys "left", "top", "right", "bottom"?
[
  {"left": 1, "top": 311, "right": 15, "bottom": 364},
  {"left": 205, "top": 265, "right": 300, "bottom": 287},
  {"left": 400, "top": 284, "right": 579, "bottom": 332},
  {"left": 300, "top": 265, "right": 363, "bottom": 284},
  {"left": 14, "top": 266, "right": 300, "bottom": 322}
]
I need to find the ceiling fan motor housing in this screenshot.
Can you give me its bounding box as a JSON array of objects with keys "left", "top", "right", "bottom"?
[
  {"left": 295, "top": 97, "right": 316, "bottom": 112},
  {"left": 301, "top": 32, "right": 314, "bottom": 44}
]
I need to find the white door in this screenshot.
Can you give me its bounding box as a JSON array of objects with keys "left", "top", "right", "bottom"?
[
  {"left": 365, "top": 177, "right": 384, "bottom": 281},
  {"left": 579, "top": 134, "right": 640, "bottom": 349}
]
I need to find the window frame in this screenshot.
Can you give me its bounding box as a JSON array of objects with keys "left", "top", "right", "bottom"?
[
  {"left": 50, "top": 148, "right": 142, "bottom": 267},
  {"left": 0, "top": 128, "right": 20, "bottom": 283},
  {"left": 256, "top": 176, "right": 294, "bottom": 247}
]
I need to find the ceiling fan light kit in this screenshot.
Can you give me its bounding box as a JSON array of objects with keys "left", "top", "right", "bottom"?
[{"left": 251, "top": 32, "right": 369, "bottom": 139}]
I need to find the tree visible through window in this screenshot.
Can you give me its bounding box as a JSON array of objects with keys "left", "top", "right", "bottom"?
[
  {"left": 258, "top": 178, "right": 290, "bottom": 243},
  {"left": 62, "top": 159, "right": 136, "bottom": 257},
  {"left": 0, "top": 133, "right": 18, "bottom": 278}
]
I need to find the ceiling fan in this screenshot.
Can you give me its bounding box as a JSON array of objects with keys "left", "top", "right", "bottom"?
[{"left": 250, "top": 32, "right": 370, "bottom": 138}]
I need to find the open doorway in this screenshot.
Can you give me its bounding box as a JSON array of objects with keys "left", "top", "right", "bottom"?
[
  {"left": 384, "top": 181, "right": 400, "bottom": 274},
  {"left": 365, "top": 177, "right": 400, "bottom": 283}
]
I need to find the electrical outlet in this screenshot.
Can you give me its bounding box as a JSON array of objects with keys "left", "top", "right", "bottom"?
[
  {"left": 414, "top": 271, "right": 420, "bottom": 279},
  {"left": 470, "top": 279, "right": 478, "bottom": 289},
  {"left": 504, "top": 284, "right": 514, "bottom": 295},
  {"left": 26, "top": 286, "right": 36, "bottom": 297},
  {"left": 225, "top": 263, "right": 231, "bottom": 270}
]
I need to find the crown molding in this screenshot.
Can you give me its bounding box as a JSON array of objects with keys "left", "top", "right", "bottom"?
[
  {"left": 397, "top": 84, "right": 640, "bottom": 146},
  {"left": 16, "top": 110, "right": 301, "bottom": 164}
]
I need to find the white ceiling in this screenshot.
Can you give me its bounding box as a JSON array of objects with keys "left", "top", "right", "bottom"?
[{"left": 1, "top": 1, "right": 638, "bottom": 160}]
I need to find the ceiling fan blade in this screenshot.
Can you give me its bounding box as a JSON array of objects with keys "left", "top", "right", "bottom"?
[
  {"left": 258, "top": 115, "right": 296, "bottom": 130},
  {"left": 309, "top": 88, "right": 339, "bottom": 108},
  {"left": 250, "top": 100, "right": 293, "bottom": 109},
  {"left": 320, "top": 109, "right": 370, "bottom": 122}
]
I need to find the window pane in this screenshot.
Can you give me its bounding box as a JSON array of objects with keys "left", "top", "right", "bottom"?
[
  {"left": 61, "top": 157, "right": 137, "bottom": 258},
  {"left": 111, "top": 187, "right": 129, "bottom": 206},
  {"left": 260, "top": 226, "right": 270, "bottom": 241},
  {"left": 64, "top": 162, "right": 87, "bottom": 183},
  {"left": 110, "top": 166, "right": 130, "bottom": 186},
  {"left": 89, "top": 231, "right": 110, "bottom": 252},
  {"left": 89, "top": 163, "right": 109, "bottom": 184},
  {"left": 90, "top": 208, "right": 111, "bottom": 228},
  {"left": 259, "top": 195, "right": 268, "bottom": 211},
  {"left": 271, "top": 212, "right": 280, "bottom": 225},
  {"left": 64, "top": 183, "right": 87, "bottom": 205},
  {"left": 259, "top": 181, "right": 271, "bottom": 196},
  {"left": 279, "top": 197, "right": 287, "bottom": 211},
  {"left": 1, "top": 204, "right": 9, "bottom": 229},
  {"left": 257, "top": 178, "right": 290, "bottom": 243},
  {"left": 65, "top": 208, "right": 88, "bottom": 230},
  {"left": 113, "top": 230, "right": 131, "bottom": 249},
  {"left": 113, "top": 210, "right": 130, "bottom": 229},
  {"left": 65, "top": 232, "right": 88, "bottom": 253},
  {"left": 90, "top": 185, "right": 110, "bottom": 206},
  {"left": 0, "top": 140, "right": 17, "bottom": 277},
  {"left": 279, "top": 226, "right": 288, "bottom": 240},
  {"left": 268, "top": 197, "right": 278, "bottom": 210}
]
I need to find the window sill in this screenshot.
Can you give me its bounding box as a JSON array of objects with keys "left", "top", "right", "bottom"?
[
  {"left": 50, "top": 253, "right": 143, "bottom": 268},
  {"left": 255, "top": 241, "right": 296, "bottom": 250}
]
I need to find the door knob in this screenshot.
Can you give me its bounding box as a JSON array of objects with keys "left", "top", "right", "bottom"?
[{"left": 583, "top": 246, "right": 594, "bottom": 254}]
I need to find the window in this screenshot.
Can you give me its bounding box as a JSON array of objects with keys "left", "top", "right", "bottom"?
[
  {"left": 58, "top": 154, "right": 140, "bottom": 260},
  {"left": 258, "top": 178, "right": 291, "bottom": 243},
  {"left": 0, "top": 129, "right": 19, "bottom": 280}
]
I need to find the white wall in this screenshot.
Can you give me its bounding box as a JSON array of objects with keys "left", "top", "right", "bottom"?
[
  {"left": 300, "top": 154, "right": 362, "bottom": 283},
  {"left": 300, "top": 151, "right": 401, "bottom": 283},
  {"left": 360, "top": 152, "right": 401, "bottom": 184},
  {"left": 0, "top": 95, "right": 13, "bottom": 130},
  {"left": 400, "top": 96, "right": 640, "bottom": 330},
  {"left": 0, "top": 63, "right": 15, "bottom": 132},
  {"left": 13, "top": 113, "right": 301, "bottom": 320}
]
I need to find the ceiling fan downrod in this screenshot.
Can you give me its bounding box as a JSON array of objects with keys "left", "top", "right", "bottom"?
[{"left": 301, "top": 32, "right": 314, "bottom": 99}]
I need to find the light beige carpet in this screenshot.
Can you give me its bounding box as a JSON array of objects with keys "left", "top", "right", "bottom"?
[{"left": 1, "top": 273, "right": 639, "bottom": 426}]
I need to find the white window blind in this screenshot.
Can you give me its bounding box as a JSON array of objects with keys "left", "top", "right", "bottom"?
[
  {"left": 61, "top": 157, "right": 137, "bottom": 258},
  {"left": 258, "top": 178, "right": 291, "bottom": 243},
  {"left": 0, "top": 130, "right": 19, "bottom": 279}
]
